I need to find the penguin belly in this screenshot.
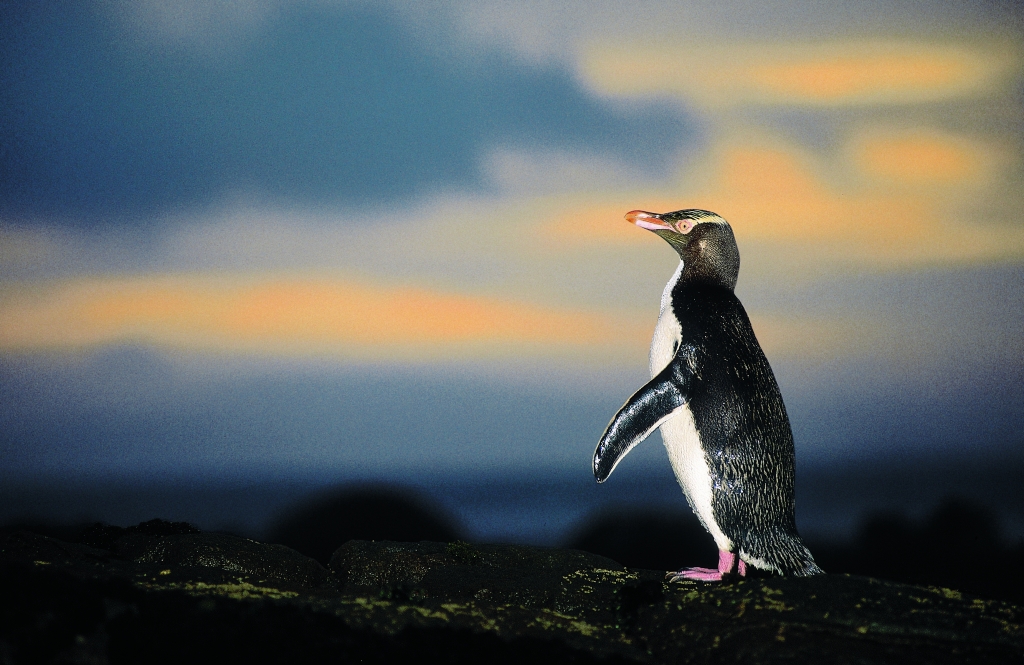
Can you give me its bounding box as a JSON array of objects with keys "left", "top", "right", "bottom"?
[
  {"left": 660, "top": 410, "right": 732, "bottom": 551},
  {"left": 648, "top": 260, "right": 732, "bottom": 552}
]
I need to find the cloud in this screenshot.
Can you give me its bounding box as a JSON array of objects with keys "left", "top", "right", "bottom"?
[
  {"left": 110, "top": 0, "right": 285, "bottom": 50},
  {"left": 578, "top": 40, "right": 1018, "bottom": 108},
  {"left": 0, "top": 274, "right": 649, "bottom": 361},
  {"left": 413, "top": 1, "right": 1021, "bottom": 66},
  {"left": 2, "top": 3, "right": 690, "bottom": 223},
  {"left": 480, "top": 146, "right": 655, "bottom": 196},
  {"left": 540, "top": 132, "right": 1024, "bottom": 268},
  {"left": 3, "top": 124, "right": 1020, "bottom": 368},
  {"left": 746, "top": 312, "right": 866, "bottom": 362},
  {"left": 850, "top": 129, "right": 998, "bottom": 186}
]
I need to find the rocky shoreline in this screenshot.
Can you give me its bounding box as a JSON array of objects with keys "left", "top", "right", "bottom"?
[{"left": 2, "top": 520, "right": 1022, "bottom": 663}]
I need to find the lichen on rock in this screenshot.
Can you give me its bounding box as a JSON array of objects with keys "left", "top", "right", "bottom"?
[{"left": 2, "top": 524, "right": 1023, "bottom": 663}]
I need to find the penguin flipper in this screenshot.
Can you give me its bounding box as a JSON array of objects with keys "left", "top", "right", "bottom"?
[{"left": 593, "top": 347, "right": 696, "bottom": 483}]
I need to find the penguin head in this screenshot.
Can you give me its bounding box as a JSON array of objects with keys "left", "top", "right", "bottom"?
[{"left": 625, "top": 209, "right": 740, "bottom": 290}]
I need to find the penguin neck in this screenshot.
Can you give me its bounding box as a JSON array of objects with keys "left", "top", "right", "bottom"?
[
  {"left": 680, "top": 260, "right": 738, "bottom": 291},
  {"left": 669, "top": 264, "right": 739, "bottom": 334},
  {"left": 673, "top": 275, "right": 736, "bottom": 303},
  {"left": 662, "top": 260, "right": 736, "bottom": 312},
  {"left": 660, "top": 260, "right": 686, "bottom": 314}
]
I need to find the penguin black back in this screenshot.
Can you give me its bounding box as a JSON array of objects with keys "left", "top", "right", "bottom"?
[{"left": 674, "top": 283, "right": 808, "bottom": 573}]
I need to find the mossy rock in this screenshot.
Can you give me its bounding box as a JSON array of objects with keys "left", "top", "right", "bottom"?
[{"left": 2, "top": 527, "right": 1022, "bottom": 663}]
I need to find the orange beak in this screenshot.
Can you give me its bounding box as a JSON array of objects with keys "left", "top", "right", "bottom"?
[{"left": 625, "top": 210, "right": 675, "bottom": 232}]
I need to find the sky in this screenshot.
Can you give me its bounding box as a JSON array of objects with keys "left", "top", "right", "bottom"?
[{"left": 2, "top": 1, "right": 1023, "bottom": 491}]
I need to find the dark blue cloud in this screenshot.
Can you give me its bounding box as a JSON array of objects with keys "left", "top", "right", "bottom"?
[
  {"left": 0, "top": 347, "right": 639, "bottom": 480},
  {"left": 0, "top": 3, "right": 697, "bottom": 225},
  {"left": 2, "top": 345, "right": 1022, "bottom": 545}
]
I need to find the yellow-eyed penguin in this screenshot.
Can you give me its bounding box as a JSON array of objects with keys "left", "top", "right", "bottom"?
[{"left": 593, "top": 209, "right": 822, "bottom": 579}]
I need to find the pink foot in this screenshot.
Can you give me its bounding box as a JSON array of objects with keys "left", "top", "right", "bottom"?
[
  {"left": 672, "top": 566, "right": 722, "bottom": 581},
  {"left": 668, "top": 550, "right": 747, "bottom": 582}
]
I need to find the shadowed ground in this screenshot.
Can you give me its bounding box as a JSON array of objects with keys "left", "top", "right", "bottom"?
[
  {"left": 2, "top": 521, "right": 1023, "bottom": 664},
  {"left": 4, "top": 485, "right": 1023, "bottom": 605}
]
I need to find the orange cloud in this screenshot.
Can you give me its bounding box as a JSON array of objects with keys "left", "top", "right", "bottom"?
[
  {"left": 751, "top": 51, "right": 974, "bottom": 103},
  {"left": 697, "top": 145, "right": 933, "bottom": 246},
  {"left": 579, "top": 40, "right": 1015, "bottom": 107},
  {"left": 542, "top": 144, "right": 927, "bottom": 247},
  {"left": 535, "top": 193, "right": 683, "bottom": 246},
  {"left": 852, "top": 131, "right": 990, "bottom": 185},
  {"left": 539, "top": 136, "right": 1024, "bottom": 265},
  {"left": 0, "top": 275, "right": 648, "bottom": 359}
]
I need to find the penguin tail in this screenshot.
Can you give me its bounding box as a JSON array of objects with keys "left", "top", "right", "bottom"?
[
  {"left": 791, "top": 559, "right": 825, "bottom": 577},
  {"left": 793, "top": 536, "right": 825, "bottom": 576},
  {"left": 742, "top": 533, "right": 825, "bottom": 577}
]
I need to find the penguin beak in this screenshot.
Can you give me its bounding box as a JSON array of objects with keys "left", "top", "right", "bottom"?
[{"left": 625, "top": 210, "right": 676, "bottom": 233}]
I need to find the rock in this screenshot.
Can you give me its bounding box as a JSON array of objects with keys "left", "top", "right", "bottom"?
[
  {"left": 268, "top": 486, "right": 463, "bottom": 564},
  {"left": 330, "top": 539, "right": 628, "bottom": 605},
  {"left": 109, "top": 531, "right": 332, "bottom": 592},
  {"left": 77, "top": 518, "right": 202, "bottom": 550},
  {"left": 565, "top": 508, "right": 719, "bottom": 572},
  {"left": 2, "top": 524, "right": 1023, "bottom": 664},
  {"left": 1, "top": 520, "right": 332, "bottom": 595}
]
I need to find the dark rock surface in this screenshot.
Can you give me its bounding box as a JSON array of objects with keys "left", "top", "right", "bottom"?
[
  {"left": 566, "top": 507, "right": 719, "bottom": 572},
  {"left": 268, "top": 485, "right": 461, "bottom": 565},
  {"left": 2, "top": 521, "right": 1022, "bottom": 664}
]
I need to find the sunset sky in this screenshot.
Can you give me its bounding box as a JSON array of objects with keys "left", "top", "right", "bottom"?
[{"left": 2, "top": 1, "right": 1022, "bottom": 492}]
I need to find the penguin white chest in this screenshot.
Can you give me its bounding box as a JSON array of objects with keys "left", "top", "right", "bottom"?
[
  {"left": 650, "top": 261, "right": 732, "bottom": 551},
  {"left": 649, "top": 261, "right": 684, "bottom": 377}
]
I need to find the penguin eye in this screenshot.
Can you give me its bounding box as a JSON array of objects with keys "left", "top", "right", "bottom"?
[{"left": 677, "top": 219, "right": 695, "bottom": 234}]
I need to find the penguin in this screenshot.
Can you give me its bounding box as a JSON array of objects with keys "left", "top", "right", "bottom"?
[{"left": 593, "top": 209, "right": 822, "bottom": 580}]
